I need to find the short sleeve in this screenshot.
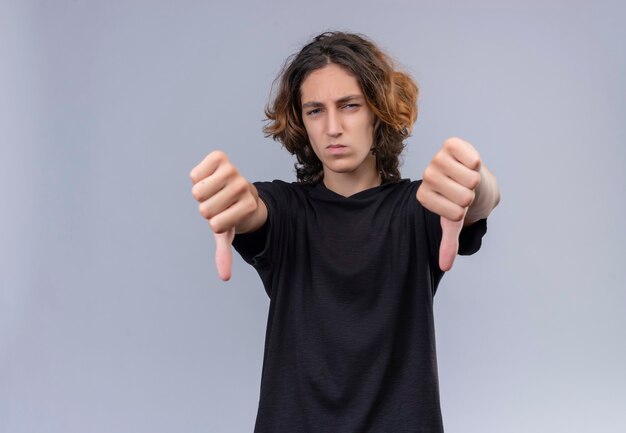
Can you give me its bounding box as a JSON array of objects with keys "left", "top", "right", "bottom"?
[
  {"left": 232, "top": 182, "right": 274, "bottom": 269},
  {"left": 231, "top": 181, "right": 294, "bottom": 289},
  {"left": 231, "top": 216, "right": 270, "bottom": 268},
  {"left": 422, "top": 209, "right": 488, "bottom": 260},
  {"left": 458, "top": 218, "right": 487, "bottom": 256},
  {"left": 417, "top": 177, "right": 488, "bottom": 277}
]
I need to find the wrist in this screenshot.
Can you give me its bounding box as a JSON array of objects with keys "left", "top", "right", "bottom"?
[{"left": 464, "top": 165, "right": 499, "bottom": 225}]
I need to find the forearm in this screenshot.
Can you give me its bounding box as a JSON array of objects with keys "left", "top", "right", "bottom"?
[
  {"left": 234, "top": 184, "right": 268, "bottom": 234},
  {"left": 464, "top": 164, "right": 500, "bottom": 226}
]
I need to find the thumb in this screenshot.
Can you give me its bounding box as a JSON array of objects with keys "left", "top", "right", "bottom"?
[
  {"left": 438, "top": 216, "right": 464, "bottom": 272},
  {"left": 214, "top": 228, "right": 235, "bottom": 281}
]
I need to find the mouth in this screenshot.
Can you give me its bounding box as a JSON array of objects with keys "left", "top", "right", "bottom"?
[{"left": 326, "top": 144, "right": 347, "bottom": 155}]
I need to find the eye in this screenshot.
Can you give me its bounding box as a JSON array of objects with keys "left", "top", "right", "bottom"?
[
  {"left": 306, "top": 108, "right": 322, "bottom": 116},
  {"left": 342, "top": 103, "right": 360, "bottom": 110}
]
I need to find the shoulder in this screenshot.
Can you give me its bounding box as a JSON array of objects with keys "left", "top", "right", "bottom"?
[
  {"left": 253, "top": 180, "right": 313, "bottom": 195},
  {"left": 252, "top": 180, "right": 314, "bottom": 208}
]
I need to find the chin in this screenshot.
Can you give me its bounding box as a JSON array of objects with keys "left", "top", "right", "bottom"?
[{"left": 325, "top": 163, "right": 357, "bottom": 174}]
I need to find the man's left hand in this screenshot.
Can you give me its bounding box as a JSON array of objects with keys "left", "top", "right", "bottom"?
[{"left": 416, "top": 137, "right": 482, "bottom": 271}]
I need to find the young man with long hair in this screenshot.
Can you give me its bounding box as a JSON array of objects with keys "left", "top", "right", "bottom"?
[{"left": 190, "top": 31, "right": 500, "bottom": 433}]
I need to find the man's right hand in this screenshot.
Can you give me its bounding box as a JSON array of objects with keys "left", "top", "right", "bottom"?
[{"left": 190, "top": 151, "right": 266, "bottom": 281}]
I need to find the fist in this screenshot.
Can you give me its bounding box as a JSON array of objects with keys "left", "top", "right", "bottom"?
[
  {"left": 416, "top": 137, "right": 482, "bottom": 271},
  {"left": 417, "top": 137, "right": 482, "bottom": 221},
  {"left": 190, "top": 150, "right": 259, "bottom": 233},
  {"left": 190, "top": 151, "right": 259, "bottom": 280}
]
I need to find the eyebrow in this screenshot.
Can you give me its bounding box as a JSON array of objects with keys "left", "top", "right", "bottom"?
[{"left": 301, "top": 94, "right": 364, "bottom": 108}]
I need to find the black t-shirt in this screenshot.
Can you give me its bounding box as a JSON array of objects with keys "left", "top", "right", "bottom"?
[{"left": 232, "top": 179, "right": 487, "bottom": 433}]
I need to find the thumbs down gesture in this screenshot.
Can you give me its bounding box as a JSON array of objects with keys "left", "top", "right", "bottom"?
[{"left": 416, "top": 137, "right": 500, "bottom": 272}]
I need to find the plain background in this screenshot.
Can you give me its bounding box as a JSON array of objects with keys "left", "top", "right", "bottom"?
[{"left": 1, "top": 0, "right": 625, "bottom": 432}]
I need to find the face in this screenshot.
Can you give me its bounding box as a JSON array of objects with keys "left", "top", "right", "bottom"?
[{"left": 300, "top": 63, "right": 377, "bottom": 183}]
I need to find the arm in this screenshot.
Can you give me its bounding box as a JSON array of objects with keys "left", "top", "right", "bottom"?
[
  {"left": 190, "top": 150, "right": 268, "bottom": 280},
  {"left": 416, "top": 137, "right": 500, "bottom": 270}
]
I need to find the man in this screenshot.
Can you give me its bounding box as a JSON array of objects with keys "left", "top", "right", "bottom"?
[{"left": 191, "top": 31, "right": 500, "bottom": 433}]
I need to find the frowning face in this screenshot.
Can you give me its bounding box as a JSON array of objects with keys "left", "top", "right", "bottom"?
[{"left": 300, "top": 63, "right": 378, "bottom": 187}]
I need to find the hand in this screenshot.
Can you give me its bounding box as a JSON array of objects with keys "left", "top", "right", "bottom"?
[
  {"left": 190, "top": 151, "right": 260, "bottom": 281},
  {"left": 416, "top": 137, "right": 482, "bottom": 271}
]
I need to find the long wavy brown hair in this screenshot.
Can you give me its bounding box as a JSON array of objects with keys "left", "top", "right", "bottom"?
[{"left": 264, "top": 31, "right": 419, "bottom": 184}]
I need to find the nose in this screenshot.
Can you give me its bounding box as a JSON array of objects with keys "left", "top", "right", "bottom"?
[{"left": 326, "top": 108, "right": 342, "bottom": 137}]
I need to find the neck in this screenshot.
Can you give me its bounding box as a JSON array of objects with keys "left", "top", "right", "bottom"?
[{"left": 322, "top": 169, "right": 382, "bottom": 197}]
